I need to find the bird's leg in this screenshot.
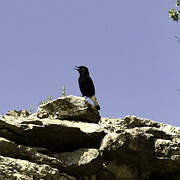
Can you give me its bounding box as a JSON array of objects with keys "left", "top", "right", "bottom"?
[{"left": 90, "top": 95, "right": 100, "bottom": 110}]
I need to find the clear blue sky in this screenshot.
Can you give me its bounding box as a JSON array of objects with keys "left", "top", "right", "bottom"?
[{"left": 0, "top": 0, "right": 180, "bottom": 126}]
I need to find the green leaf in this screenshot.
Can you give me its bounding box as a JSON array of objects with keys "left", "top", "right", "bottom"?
[
  {"left": 47, "top": 95, "right": 52, "bottom": 102},
  {"left": 176, "top": 0, "right": 180, "bottom": 6},
  {"left": 168, "top": 9, "right": 179, "bottom": 22},
  {"left": 61, "top": 86, "right": 66, "bottom": 97}
]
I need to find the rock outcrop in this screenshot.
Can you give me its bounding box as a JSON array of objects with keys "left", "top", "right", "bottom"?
[
  {"left": 36, "top": 96, "right": 100, "bottom": 123},
  {"left": 0, "top": 95, "right": 180, "bottom": 180}
]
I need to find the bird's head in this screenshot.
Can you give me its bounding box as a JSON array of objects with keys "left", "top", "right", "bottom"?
[{"left": 74, "top": 66, "right": 89, "bottom": 75}]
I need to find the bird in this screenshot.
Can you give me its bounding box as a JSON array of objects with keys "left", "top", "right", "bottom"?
[{"left": 75, "top": 66, "right": 100, "bottom": 110}]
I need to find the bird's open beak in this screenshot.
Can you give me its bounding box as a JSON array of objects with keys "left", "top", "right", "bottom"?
[{"left": 74, "top": 66, "right": 79, "bottom": 71}]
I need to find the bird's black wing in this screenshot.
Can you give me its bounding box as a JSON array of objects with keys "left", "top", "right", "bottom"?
[{"left": 78, "top": 75, "right": 95, "bottom": 97}]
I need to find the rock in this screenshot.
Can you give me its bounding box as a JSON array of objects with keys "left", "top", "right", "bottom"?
[
  {"left": 1, "top": 98, "right": 180, "bottom": 179},
  {"left": 100, "top": 131, "right": 155, "bottom": 161},
  {"left": 155, "top": 139, "right": 180, "bottom": 158},
  {"left": 35, "top": 95, "right": 100, "bottom": 123},
  {"left": 0, "top": 115, "right": 104, "bottom": 152},
  {"left": 0, "top": 155, "right": 62, "bottom": 180},
  {"left": 99, "top": 116, "right": 180, "bottom": 180},
  {"left": 99, "top": 115, "right": 160, "bottom": 133},
  {"left": 121, "top": 115, "right": 160, "bottom": 128},
  {"left": 54, "top": 148, "right": 102, "bottom": 176},
  {"left": 6, "top": 109, "right": 30, "bottom": 118},
  {"left": 0, "top": 137, "right": 63, "bottom": 169}
]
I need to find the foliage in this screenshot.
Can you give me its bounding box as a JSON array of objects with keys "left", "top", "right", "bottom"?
[
  {"left": 28, "top": 106, "right": 32, "bottom": 114},
  {"left": 169, "top": 0, "right": 180, "bottom": 41},
  {"left": 39, "top": 100, "right": 47, "bottom": 105},
  {"left": 30, "top": 86, "right": 67, "bottom": 112},
  {"left": 40, "top": 95, "right": 52, "bottom": 105},
  {"left": 61, "top": 86, "right": 66, "bottom": 97},
  {"left": 168, "top": 8, "right": 179, "bottom": 22},
  {"left": 169, "top": 0, "right": 180, "bottom": 22},
  {"left": 47, "top": 95, "right": 52, "bottom": 102},
  {"left": 177, "top": 0, "right": 180, "bottom": 6}
]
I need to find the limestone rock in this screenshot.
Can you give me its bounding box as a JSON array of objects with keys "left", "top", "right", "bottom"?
[
  {"left": 0, "top": 115, "right": 104, "bottom": 152},
  {"left": 0, "top": 155, "right": 61, "bottom": 180},
  {"left": 99, "top": 116, "right": 180, "bottom": 180},
  {"left": 6, "top": 109, "right": 30, "bottom": 118},
  {"left": 54, "top": 148, "right": 102, "bottom": 176},
  {"left": 1, "top": 98, "right": 180, "bottom": 180},
  {"left": 0, "top": 137, "right": 63, "bottom": 169},
  {"left": 100, "top": 131, "right": 155, "bottom": 162},
  {"left": 99, "top": 115, "right": 160, "bottom": 133},
  {"left": 155, "top": 139, "right": 180, "bottom": 158},
  {"left": 35, "top": 95, "right": 100, "bottom": 123}
]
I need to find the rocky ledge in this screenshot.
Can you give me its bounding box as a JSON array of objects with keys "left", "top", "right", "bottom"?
[{"left": 0, "top": 95, "right": 180, "bottom": 180}]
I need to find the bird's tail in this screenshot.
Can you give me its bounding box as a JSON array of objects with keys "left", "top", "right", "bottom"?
[{"left": 90, "top": 95, "right": 100, "bottom": 110}]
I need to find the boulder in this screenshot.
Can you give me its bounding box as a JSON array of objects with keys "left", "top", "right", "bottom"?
[
  {"left": 0, "top": 137, "right": 63, "bottom": 168},
  {"left": 0, "top": 115, "right": 104, "bottom": 152},
  {"left": 0, "top": 155, "right": 63, "bottom": 180},
  {"left": 0, "top": 97, "right": 180, "bottom": 179},
  {"left": 35, "top": 95, "right": 100, "bottom": 123},
  {"left": 54, "top": 148, "right": 102, "bottom": 176},
  {"left": 99, "top": 116, "right": 180, "bottom": 180}
]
